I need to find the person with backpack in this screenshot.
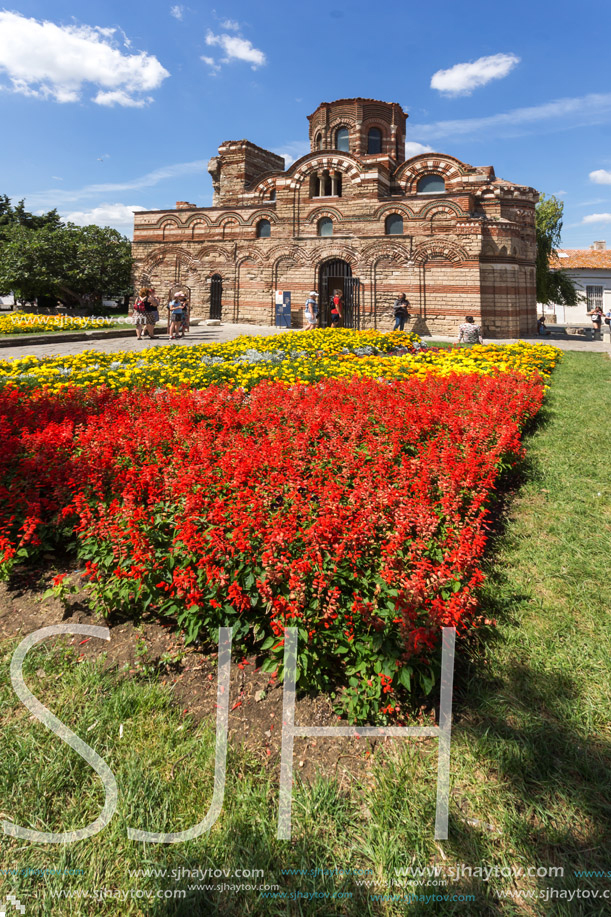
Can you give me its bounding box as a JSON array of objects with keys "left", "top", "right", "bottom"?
[
  {"left": 132, "top": 286, "right": 159, "bottom": 341},
  {"left": 393, "top": 293, "right": 410, "bottom": 331}
]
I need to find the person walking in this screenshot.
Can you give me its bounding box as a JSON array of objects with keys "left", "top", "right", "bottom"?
[
  {"left": 304, "top": 291, "right": 318, "bottom": 330},
  {"left": 393, "top": 293, "right": 409, "bottom": 331},
  {"left": 588, "top": 305, "right": 603, "bottom": 338},
  {"left": 330, "top": 289, "right": 343, "bottom": 328},
  {"left": 457, "top": 315, "right": 483, "bottom": 345}
]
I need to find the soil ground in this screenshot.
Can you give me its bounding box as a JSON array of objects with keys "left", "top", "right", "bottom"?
[{"left": 0, "top": 565, "right": 427, "bottom": 791}]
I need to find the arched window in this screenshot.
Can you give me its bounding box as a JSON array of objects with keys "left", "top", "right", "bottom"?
[
  {"left": 318, "top": 217, "right": 333, "bottom": 237},
  {"left": 310, "top": 171, "right": 342, "bottom": 198},
  {"left": 367, "top": 127, "right": 382, "bottom": 154},
  {"left": 417, "top": 174, "right": 446, "bottom": 194},
  {"left": 269, "top": 189, "right": 276, "bottom": 201},
  {"left": 256, "top": 218, "right": 271, "bottom": 238},
  {"left": 335, "top": 127, "right": 349, "bottom": 152},
  {"left": 316, "top": 132, "right": 323, "bottom": 150},
  {"left": 385, "top": 213, "right": 403, "bottom": 235}
]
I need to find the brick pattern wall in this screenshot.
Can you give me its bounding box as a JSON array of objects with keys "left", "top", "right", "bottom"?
[{"left": 132, "top": 98, "right": 538, "bottom": 337}]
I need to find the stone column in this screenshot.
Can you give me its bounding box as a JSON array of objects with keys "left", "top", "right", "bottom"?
[
  {"left": 318, "top": 171, "right": 325, "bottom": 197},
  {"left": 330, "top": 171, "right": 338, "bottom": 197}
]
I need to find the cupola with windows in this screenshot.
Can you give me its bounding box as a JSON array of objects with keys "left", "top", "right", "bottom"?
[{"left": 308, "top": 98, "right": 407, "bottom": 162}]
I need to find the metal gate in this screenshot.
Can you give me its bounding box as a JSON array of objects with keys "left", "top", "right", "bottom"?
[
  {"left": 319, "top": 259, "right": 361, "bottom": 329},
  {"left": 210, "top": 274, "right": 222, "bottom": 320}
]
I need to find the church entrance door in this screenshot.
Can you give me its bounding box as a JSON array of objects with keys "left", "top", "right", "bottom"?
[
  {"left": 210, "top": 274, "right": 223, "bottom": 320},
  {"left": 318, "top": 259, "right": 360, "bottom": 329}
]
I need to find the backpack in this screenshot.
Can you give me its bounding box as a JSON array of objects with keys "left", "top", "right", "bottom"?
[{"left": 134, "top": 298, "right": 147, "bottom": 314}]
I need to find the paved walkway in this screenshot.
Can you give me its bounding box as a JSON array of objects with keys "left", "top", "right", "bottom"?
[{"left": 0, "top": 323, "right": 608, "bottom": 361}]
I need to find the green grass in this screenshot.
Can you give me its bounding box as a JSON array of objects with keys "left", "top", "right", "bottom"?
[{"left": 1, "top": 351, "right": 610, "bottom": 916}]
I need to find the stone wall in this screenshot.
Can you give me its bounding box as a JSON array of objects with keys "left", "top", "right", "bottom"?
[{"left": 132, "top": 97, "right": 539, "bottom": 337}]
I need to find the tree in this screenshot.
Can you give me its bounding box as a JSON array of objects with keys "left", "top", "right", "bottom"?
[
  {"left": 535, "top": 194, "right": 580, "bottom": 306},
  {"left": 0, "top": 195, "right": 62, "bottom": 235},
  {"left": 0, "top": 222, "right": 133, "bottom": 308}
]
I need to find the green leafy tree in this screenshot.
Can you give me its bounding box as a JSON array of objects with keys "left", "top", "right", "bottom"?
[
  {"left": 0, "top": 195, "right": 62, "bottom": 235},
  {"left": 536, "top": 194, "right": 580, "bottom": 306},
  {"left": 0, "top": 222, "right": 132, "bottom": 308}
]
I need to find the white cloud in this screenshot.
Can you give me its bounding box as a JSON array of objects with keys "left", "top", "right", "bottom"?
[
  {"left": 205, "top": 29, "right": 266, "bottom": 69},
  {"left": 220, "top": 19, "right": 240, "bottom": 30},
  {"left": 63, "top": 203, "right": 147, "bottom": 232},
  {"left": 582, "top": 213, "right": 611, "bottom": 224},
  {"left": 170, "top": 5, "right": 185, "bottom": 20},
  {"left": 272, "top": 141, "right": 308, "bottom": 167},
  {"left": 431, "top": 53, "right": 520, "bottom": 96},
  {"left": 412, "top": 92, "right": 611, "bottom": 141},
  {"left": 201, "top": 55, "right": 221, "bottom": 75},
  {"left": 23, "top": 160, "right": 207, "bottom": 210},
  {"left": 0, "top": 11, "right": 169, "bottom": 106},
  {"left": 589, "top": 169, "right": 611, "bottom": 185},
  {"left": 94, "top": 90, "right": 152, "bottom": 107},
  {"left": 405, "top": 141, "right": 434, "bottom": 158}
]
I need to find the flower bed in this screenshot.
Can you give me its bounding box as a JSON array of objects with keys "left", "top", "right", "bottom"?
[
  {"left": 0, "top": 313, "right": 124, "bottom": 335},
  {"left": 0, "top": 357, "right": 549, "bottom": 720},
  {"left": 0, "top": 329, "right": 559, "bottom": 391}
]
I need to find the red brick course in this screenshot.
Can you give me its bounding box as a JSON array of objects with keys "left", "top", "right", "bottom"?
[{"left": 132, "top": 98, "right": 538, "bottom": 337}]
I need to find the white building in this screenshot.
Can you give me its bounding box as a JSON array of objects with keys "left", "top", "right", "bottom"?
[{"left": 544, "top": 240, "right": 611, "bottom": 324}]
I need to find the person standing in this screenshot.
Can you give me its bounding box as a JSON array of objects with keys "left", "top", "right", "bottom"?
[
  {"left": 330, "top": 289, "right": 343, "bottom": 327},
  {"left": 145, "top": 287, "right": 160, "bottom": 340},
  {"left": 168, "top": 293, "right": 184, "bottom": 339},
  {"left": 458, "top": 315, "right": 483, "bottom": 345},
  {"left": 588, "top": 305, "right": 603, "bottom": 338},
  {"left": 393, "top": 293, "right": 409, "bottom": 331},
  {"left": 178, "top": 291, "right": 190, "bottom": 335},
  {"left": 132, "top": 287, "right": 158, "bottom": 341},
  {"left": 304, "top": 291, "right": 318, "bottom": 330}
]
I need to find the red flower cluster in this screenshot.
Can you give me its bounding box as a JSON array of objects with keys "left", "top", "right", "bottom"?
[{"left": 0, "top": 373, "right": 544, "bottom": 719}]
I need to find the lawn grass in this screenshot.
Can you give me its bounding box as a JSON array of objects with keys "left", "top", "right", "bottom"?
[{"left": 0, "top": 351, "right": 610, "bottom": 916}]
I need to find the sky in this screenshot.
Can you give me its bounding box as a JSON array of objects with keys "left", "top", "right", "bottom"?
[{"left": 1, "top": 0, "right": 610, "bottom": 248}]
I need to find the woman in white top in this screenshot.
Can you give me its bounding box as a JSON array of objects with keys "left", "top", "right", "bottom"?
[{"left": 304, "top": 291, "right": 318, "bottom": 330}]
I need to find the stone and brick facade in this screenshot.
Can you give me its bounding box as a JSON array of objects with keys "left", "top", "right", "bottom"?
[{"left": 132, "top": 98, "right": 539, "bottom": 336}]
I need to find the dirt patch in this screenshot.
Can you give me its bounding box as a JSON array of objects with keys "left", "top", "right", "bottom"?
[{"left": 0, "top": 569, "right": 434, "bottom": 787}]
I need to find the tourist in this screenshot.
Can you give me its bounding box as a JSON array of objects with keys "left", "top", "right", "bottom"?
[
  {"left": 146, "top": 287, "right": 160, "bottom": 338},
  {"left": 393, "top": 293, "right": 410, "bottom": 332},
  {"left": 178, "top": 291, "right": 190, "bottom": 335},
  {"left": 457, "top": 315, "right": 483, "bottom": 345},
  {"left": 330, "top": 290, "right": 343, "bottom": 327},
  {"left": 168, "top": 293, "right": 185, "bottom": 339},
  {"left": 132, "top": 287, "right": 158, "bottom": 341},
  {"left": 304, "top": 291, "right": 318, "bottom": 330},
  {"left": 537, "top": 316, "right": 551, "bottom": 336},
  {"left": 588, "top": 305, "right": 603, "bottom": 338}
]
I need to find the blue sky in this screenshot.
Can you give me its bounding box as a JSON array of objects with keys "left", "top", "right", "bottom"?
[{"left": 1, "top": 0, "right": 611, "bottom": 247}]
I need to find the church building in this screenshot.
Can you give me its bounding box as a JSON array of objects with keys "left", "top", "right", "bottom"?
[{"left": 132, "top": 98, "right": 538, "bottom": 336}]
